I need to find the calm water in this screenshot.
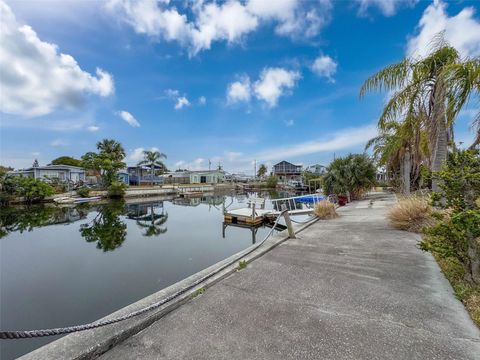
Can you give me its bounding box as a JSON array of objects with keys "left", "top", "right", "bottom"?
[{"left": 0, "top": 192, "right": 288, "bottom": 359}]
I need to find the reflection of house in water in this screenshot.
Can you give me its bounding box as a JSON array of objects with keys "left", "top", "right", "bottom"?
[
  {"left": 173, "top": 195, "right": 225, "bottom": 208},
  {"left": 126, "top": 202, "right": 168, "bottom": 237}
]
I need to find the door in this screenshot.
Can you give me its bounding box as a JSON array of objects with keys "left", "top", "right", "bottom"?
[{"left": 200, "top": 176, "right": 207, "bottom": 183}]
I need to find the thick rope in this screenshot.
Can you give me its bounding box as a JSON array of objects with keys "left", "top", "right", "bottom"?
[{"left": 1, "top": 210, "right": 288, "bottom": 340}]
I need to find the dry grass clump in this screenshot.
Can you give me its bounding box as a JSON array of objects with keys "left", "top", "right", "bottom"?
[
  {"left": 314, "top": 200, "right": 339, "bottom": 219},
  {"left": 387, "top": 196, "right": 436, "bottom": 233}
]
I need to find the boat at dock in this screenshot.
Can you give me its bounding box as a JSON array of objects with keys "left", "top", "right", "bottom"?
[{"left": 53, "top": 196, "right": 101, "bottom": 204}]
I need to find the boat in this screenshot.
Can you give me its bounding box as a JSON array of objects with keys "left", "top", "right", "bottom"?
[
  {"left": 53, "top": 196, "right": 75, "bottom": 204},
  {"left": 54, "top": 196, "right": 102, "bottom": 204},
  {"left": 294, "top": 194, "right": 325, "bottom": 203},
  {"left": 74, "top": 196, "right": 101, "bottom": 203}
]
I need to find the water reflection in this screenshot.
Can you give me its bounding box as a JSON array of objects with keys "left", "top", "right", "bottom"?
[
  {"left": 126, "top": 202, "right": 168, "bottom": 237},
  {"left": 0, "top": 205, "right": 89, "bottom": 239},
  {"left": 79, "top": 201, "right": 127, "bottom": 252}
]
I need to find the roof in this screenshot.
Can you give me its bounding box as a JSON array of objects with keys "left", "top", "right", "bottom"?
[
  {"left": 10, "top": 164, "right": 85, "bottom": 172},
  {"left": 273, "top": 160, "right": 301, "bottom": 167}
]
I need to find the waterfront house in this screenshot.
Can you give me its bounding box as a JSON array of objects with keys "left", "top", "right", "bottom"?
[
  {"left": 188, "top": 170, "right": 225, "bottom": 184},
  {"left": 305, "top": 164, "right": 327, "bottom": 176},
  {"left": 127, "top": 166, "right": 164, "bottom": 185},
  {"left": 117, "top": 171, "right": 130, "bottom": 185},
  {"left": 8, "top": 164, "right": 85, "bottom": 183},
  {"left": 272, "top": 161, "right": 303, "bottom": 182}
]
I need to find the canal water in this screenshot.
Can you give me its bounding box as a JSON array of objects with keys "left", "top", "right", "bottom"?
[{"left": 0, "top": 192, "right": 291, "bottom": 359}]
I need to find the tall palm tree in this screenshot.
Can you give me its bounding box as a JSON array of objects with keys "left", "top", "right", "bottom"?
[
  {"left": 96, "top": 139, "right": 125, "bottom": 162},
  {"left": 137, "top": 150, "right": 167, "bottom": 186},
  {"left": 361, "top": 38, "right": 479, "bottom": 192}
]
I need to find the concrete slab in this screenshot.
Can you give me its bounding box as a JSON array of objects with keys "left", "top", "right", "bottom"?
[{"left": 99, "top": 193, "right": 480, "bottom": 360}]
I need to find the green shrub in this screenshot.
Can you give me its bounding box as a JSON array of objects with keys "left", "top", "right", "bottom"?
[
  {"left": 323, "top": 154, "right": 376, "bottom": 199},
  {"left": 266, "top": 176, "right": 278, "bottom": 188},
  {"left": 422, "top": 150, "right": 480, "bottom": 284},
  {"left": 77, "top": 186, "right": 90, "bottom": 197},
  {"left": 10, "top": 176, "right": 55, "bottom": 203},
  {"left": 107, "top": 181, "right": 126, "bottom": 198}
]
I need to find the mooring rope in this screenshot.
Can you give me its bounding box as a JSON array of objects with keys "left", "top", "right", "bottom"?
[{"left": 0, "top": 210, "right": 289, "bottom": 340}]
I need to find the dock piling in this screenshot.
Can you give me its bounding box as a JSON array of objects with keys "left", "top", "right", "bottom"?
[{"left": 281, "top": 204, "right": 296, "bottom": 239}]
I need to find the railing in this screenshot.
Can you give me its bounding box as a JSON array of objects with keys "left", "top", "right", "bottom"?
[{"left": 271, "top": 194, "right": 327, "bottom": 212}]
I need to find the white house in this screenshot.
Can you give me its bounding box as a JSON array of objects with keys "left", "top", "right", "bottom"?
[{"left": 8, "top": 165, "right": 86, "bottom": 183}]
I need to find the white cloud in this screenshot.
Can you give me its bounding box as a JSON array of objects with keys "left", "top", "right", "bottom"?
[
  {"left": 284, "top": 119, "right": 295, "bottom": 127},
  {"left": 107, "top": 0, "right": 332, "bottom": 56},
  {"left": 253, "top": 124, "right": 378, "bottom": 161},
  {"left": 32, "top": 151, "right": 40, "bottom": 157},
  {"left": 0, "top": 0, "right": 114, "bottom": 117},
  {"left": 407, "top": 0, "right": 480, "bottom": 58},
  {"left": 253, "top": 67, "right": 301, "bottom": 107},
  {"left": 311, "top": 55, "right": 337, "bottom": 82},
  {"left": 175, "top": 96, "right": 190, "bottom": 110},
  {"left": 227, "top": 76, "right": 252, "bottom": 104},
  {"left": 354, "top": 0, "right": 418, "bottom": 17},
  {"left": 164, "top": 89, "right": 190, "bottom": 109},
  {"left": 129, "top": 146, "right": 160, "bottom": 163},
  {"left": 118, "top": 110, "right": 140, "bottom": 127},
  {"left": 198, "top": 96, "right": 206, "bottom": 105},
  {"left": 174, "top": 158, "right": 205, "bottom": 170},
  {"left": 87, "top": 125, "right": 100, "bottom": 132}
]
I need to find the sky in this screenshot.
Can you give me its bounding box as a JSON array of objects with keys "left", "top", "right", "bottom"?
[{"left": 0, "top": 0, "right": 479, "bottom": 174}]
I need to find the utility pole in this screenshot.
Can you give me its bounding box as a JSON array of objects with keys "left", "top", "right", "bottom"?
[
  {"left": 208, "top": 159, "right": 211, "bottom": 171},
  {"left": 254, "top": 159, "right": 257, "bottom": 181}
]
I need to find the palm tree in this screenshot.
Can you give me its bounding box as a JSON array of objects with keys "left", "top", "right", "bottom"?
[
  {"left": 257, "top": 164, "right": 267, "bottom": 178},
  {"left": 137, "top": 150, "right": 167, "bottom": 186},
  {"left": 361, "top": 38, "right": 479, "bottom": 192},
  {"left": 96, "top": 139, "right": 125, "bottom": 162}
]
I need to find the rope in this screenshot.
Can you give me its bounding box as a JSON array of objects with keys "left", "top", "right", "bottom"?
[
  {"left": 0, "top": 210, "right": 288, "bottom": 340},
  {"left": 290, "top": 215, "right": 317, "bottom": 225}
]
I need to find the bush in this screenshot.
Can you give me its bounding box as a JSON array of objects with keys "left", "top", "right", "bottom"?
[
  {"left": 266, "top": 176, "right": 278, "bottom": 188},
  {"left": 77, "top": 186, "right": 90, "bottom": 197},
  {"left": 107, "top": 181, "right": 126, "bottom": 198},
  {"left": 387, "top": 196, "right": 436, "bottom": 233},
  {"left": 323, "top": 154, "right": 376, "bottom": 199},
  {"left": 422, "top": 150, "right": 480, "bottom": 284},
  {"left": 314, "top": 200, "right": 339, "bottom": 219}
]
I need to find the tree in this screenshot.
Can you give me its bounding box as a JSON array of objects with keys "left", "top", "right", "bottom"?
[
  {"left": 7, "top": 176, "right": 55, "bottom": 204},
  {"left": 422, "top": 150, "right": 480, "bottom": 284},
  {"left": 366, "top": 118, "right": 429, "bottom": 194},
  {"left": 51, "top": 156, "right": 83, "bottom": 167},
  {"left": 137, "top": 150, "right": 167, "bottom": 186},
  {"left": 323, "top": 154, "right": 376, "bottom": 199},
  {"left": 257, "top": 164, "right": 267, "bottom": 178},
  {"left": 32, "top": 159, "right": 39, "bottom": 167},
  {"left": 361, "top": 38, "right": 480, "bottom": 192},
  {"left": 80, "top": 201, "right": 127, "bottom": 252},
  {"left": 81, "top": 139, "right": 126, "bottom": 187}
]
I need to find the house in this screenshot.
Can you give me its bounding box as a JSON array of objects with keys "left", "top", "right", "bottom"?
[
  {"left": 162, "top": 171, "right": 190, "bottom": 184},
  {"left": 305, "top": 164, "right": 327, "bottom": 176},
  {"left": 188, "top": 170, "right": 225, "bottom": 184},
  {"left": 117, "top": 171, "right": 130, "bottom": 185},
  {"left": 272, "top": 161, "right": 303, "bottom": 182},
  {"left": 127, "top": 166, "right": 164, "bottom": 185},
  {"left": 8, "top": 165, "right": 86, "bottom": 183}
]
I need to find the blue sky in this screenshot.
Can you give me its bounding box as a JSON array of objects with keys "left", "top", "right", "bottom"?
[{"left": 1, "top": 0, "right": 479, "bottom": 174}]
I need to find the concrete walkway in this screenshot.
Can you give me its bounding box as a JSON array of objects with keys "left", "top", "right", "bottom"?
[{"left": 99, "top": 193, "right": 480, "bottom": 360}]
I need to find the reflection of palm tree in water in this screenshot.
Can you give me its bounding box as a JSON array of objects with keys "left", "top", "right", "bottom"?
[
  {"left": 127, "top": 202, "right": 168, "bottom": 237},
  {"left": 80, "top": 201, "right": 127, "bottom": 252}
]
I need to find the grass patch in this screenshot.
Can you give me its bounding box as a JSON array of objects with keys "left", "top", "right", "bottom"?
[
  {"left": 314, "top": 200, "right": 339, "bottom": 220},
  {"left": 238, "top": 260, "right": 247, "bottom": 270},
  {"left": 387, "top": 195, "right": 436, "bottom": 233},
  {"left": 191, "top": 287, "right": 205, "bottom": 299},
  {"left": 433, "top": 254, "right": 480, "bottom": 327}
]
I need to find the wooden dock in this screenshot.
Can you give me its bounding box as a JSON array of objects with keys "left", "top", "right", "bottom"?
[{"left": 223, "top": 208, "right": 274, "bottom": 226}]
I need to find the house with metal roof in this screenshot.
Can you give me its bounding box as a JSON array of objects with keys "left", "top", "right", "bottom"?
[{"left": 8, "top": 164, "right": 86, "bottom": 183}]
